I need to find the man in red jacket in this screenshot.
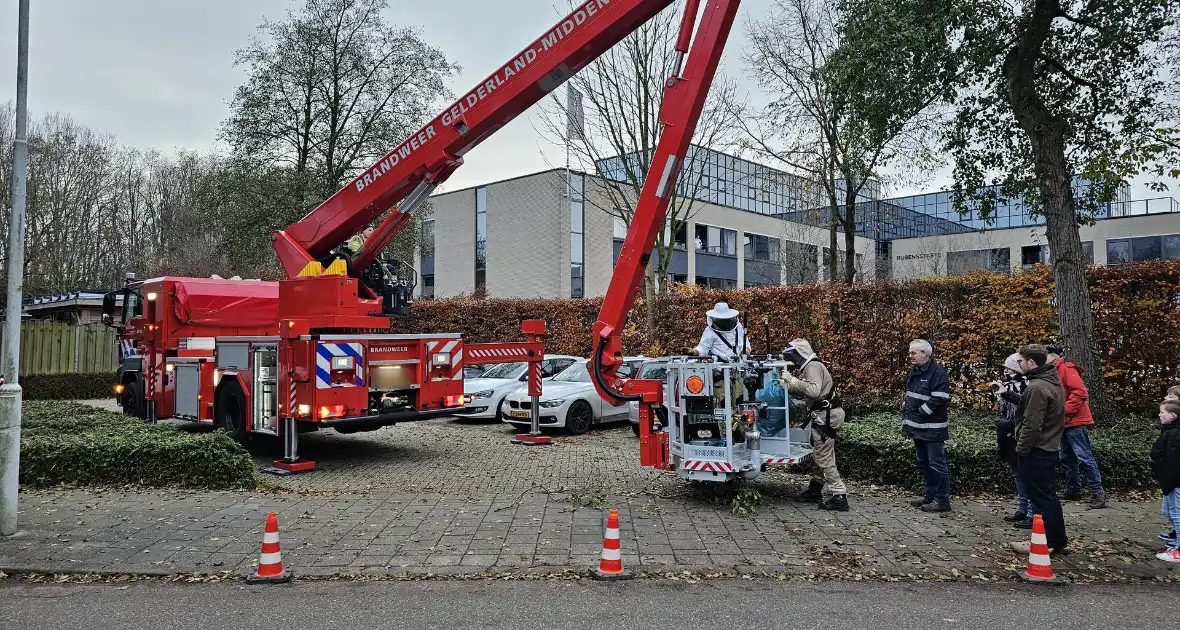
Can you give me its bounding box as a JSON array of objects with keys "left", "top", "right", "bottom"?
[{"left": 1047, "top": 343, "right": 1107, "bottom": 509}]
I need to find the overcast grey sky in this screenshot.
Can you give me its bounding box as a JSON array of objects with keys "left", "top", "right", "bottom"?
[{"left": 0, "top": 0, "right": 1173, "bottom": 201}]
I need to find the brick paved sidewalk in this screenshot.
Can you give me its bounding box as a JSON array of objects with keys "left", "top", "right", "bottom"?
[{"left": 2, "top": 489, "right": 1176, "bottom": 582}]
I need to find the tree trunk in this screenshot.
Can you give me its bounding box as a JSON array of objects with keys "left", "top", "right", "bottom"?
[
  {"left": 843, "top": 192, "right": 857, "bottom": 284},
  {"left": 643, "top": 271, "right": 656, "bottom": 343},
  {"left": 827, "top": 203, "right": 839, "bottom": 283},
  {"left": 1034, "top": 138, "right": 1116, "bottom": 418},
  {"left": 1003, "top": 0, "right": 1115, "bottom": 419}
]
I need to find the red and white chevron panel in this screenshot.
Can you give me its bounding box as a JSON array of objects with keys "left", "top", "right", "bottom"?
[
  {"left": 681, "top": 460, "right": 734, "bottom": 473},
  {"left": 763, "top": 455, "right": 805, "bottom": 465},
  {"left": 467, "top": 347, "right": 530, "bottom": 361}
]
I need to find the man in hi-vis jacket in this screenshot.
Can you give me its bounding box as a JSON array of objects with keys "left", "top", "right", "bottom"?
[{"left": 902, "top": 339, "right": 952, "bottom": 512}]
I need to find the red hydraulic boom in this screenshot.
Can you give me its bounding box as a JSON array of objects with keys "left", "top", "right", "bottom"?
[
  {"left": 272, "top": 0, "right": 689, "bottom": 285},
  {"left": 269, "top": 0, "right": 740, "bottom": 471}
]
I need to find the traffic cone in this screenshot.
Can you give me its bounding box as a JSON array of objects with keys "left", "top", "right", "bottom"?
[
  {"left": 1018, "top": 514, "right": 1062, "bottom": 584},
  {"left": 247, "top": 511, "right": 292, "bottom": 584},
  {"left": 591, "top": 508, "right": 633, "bottom": 580}
]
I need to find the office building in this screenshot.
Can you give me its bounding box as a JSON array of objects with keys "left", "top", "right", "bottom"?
[{"left": 417, "top": 146, "right": 1179, "bottom": 298}]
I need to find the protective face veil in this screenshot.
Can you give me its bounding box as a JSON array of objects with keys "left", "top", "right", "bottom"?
[
  {"left": 709, "top": 315, "right": 738, "bottom": 333},
  {"left": 782, "top": 346, "right": 806, "bottom": 366},
  {"left": 705, "top": 302, "right": 741, "bottom": 334}
]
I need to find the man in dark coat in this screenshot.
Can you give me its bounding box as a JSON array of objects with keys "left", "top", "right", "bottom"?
[
  {"left": 902, "top": 339, "right": 952, "bottom": 512},
  {"left": 1009, "top": 344, "right": 1069, "bottom": 555}
]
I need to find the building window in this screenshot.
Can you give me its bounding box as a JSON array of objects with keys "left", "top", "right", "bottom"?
[
  {"left": 947, "top": 247, "right": 1011, "bottom": 276},
  {"left": 1082, "top": 241, "right": 1094, "bottom": 265},
  {"left": 1021, "top": 244, "right": 1048, "bottom": 268},
  {"left": 783, "top": 241, "right": 819, "bottom": 285},
  {"left": 422, "top": 275, "right": 435, "bottom": 298},
  {"left": 1109, "top": 234, "right": 1180, "bottom": 264},
  {"left": 695, "top": 276, "right": 737, "bottom": 289},
  {"left": 475, "top": 187, "right": 487, "bottom": 290},
  {"left": 693, "top": 223, "right": 737, "bottom": 256},
  {"left": 1164, "top": 235, "right": 1180, "bottom": 260},
  {"left": 571, "top": 174, "right": 585, "bottom": 298},
  {"left": 1132, "top": 236, "right": 1162, "bottom": 261},
  {"left": 613, "top": 216, "right": 627, "bottom": 239},
  {"left": 1106, "top": 239, "right": 1131, "bottom": 264},
  {"left": 673, "top": 221, "right": 687, "bottom": 250},
  {"left": 743, "top": 234, "right": 779, "bottom": 262},
  {"left": 720, "top": 228, "right": 737, "bottom": 257}
]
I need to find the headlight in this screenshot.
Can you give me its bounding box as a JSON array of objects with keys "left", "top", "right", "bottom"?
[
  {"left": 432, "top": 352, "right": 451, "bottom": 366},
  {"left": 470, "top": 389, "right": 494, "bottom": 399},
  {"left": 539, "top": 399, "right": 565, "bottom": 408}
]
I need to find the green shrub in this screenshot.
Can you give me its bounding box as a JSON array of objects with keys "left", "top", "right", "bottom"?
[
  {"left": 21, "top": 373, "right": 117, "bottom": 401},
  {"left": 839, "top": 410, "right": 1157, "bottom": 493},
  {"left": 19, "top": 401, "right": 256, "bottom": 490}
]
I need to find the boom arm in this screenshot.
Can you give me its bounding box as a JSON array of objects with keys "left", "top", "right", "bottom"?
[
  {"left": 271, "top": 0, "right": 684, "bottom": 280},
  {"left": 588, "top": 0, "right": 739, "bottom": 403}
]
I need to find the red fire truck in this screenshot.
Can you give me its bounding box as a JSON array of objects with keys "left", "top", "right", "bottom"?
[{"left": 103, "top": 0, "right": 741, "bottom": 476}]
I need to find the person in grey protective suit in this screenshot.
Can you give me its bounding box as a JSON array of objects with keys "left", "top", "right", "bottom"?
[{"left": 779, "top": 338, "right": 848, "bottom": 511}]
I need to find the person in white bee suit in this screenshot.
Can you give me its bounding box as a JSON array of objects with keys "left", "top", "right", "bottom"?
[{"left": 689, "top": 302, "right": 751, "bottom": 406}]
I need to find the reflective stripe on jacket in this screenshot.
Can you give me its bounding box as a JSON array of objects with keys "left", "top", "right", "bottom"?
[{"left": 902, "top": 360, "right": 951, "bottom": 441}]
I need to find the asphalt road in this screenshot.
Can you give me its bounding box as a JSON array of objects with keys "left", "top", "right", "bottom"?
[{"left": 0, "top": 579, "right": 1171, "bottom": 629}]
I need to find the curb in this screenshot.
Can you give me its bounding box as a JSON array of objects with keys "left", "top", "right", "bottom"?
[{"left": 3, "top": 563, "right": 1176, "bottom": 584}]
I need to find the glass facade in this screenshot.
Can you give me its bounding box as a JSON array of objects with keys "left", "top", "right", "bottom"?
[
  {"left": 570, "top": 174, "right": 585, "bottom": 298},
  {"left": 589, "top": 143, "right": 1180, "bottom": 288},
  {"left": 596, "top": 144, "right": 878, "bottom": 217},
  {"left": 879, "top": 177, "right": 1127, "bottom": 231},
  {"left": 475, "top": 187, "right": 487, "bottom": 290}
]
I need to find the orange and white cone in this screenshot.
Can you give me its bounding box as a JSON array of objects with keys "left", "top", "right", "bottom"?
[
  {"left": 247, "top": 511, "right": 291, "bottom": 584},
  {"left": 1019, "top": 514, "right": 1062, "bottom": 583},
  {"left": 591, "top": 508, "right": 633, "bottom": 580}
]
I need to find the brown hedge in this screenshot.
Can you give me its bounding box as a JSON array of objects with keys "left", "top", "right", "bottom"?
[{"left": 403, "top": 261, "right": 1180, "bottom": 413}]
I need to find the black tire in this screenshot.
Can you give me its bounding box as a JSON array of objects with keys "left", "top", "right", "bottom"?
[
  {"left": 216, "top": 383, "right": 249, "bottom": 444},
  {"left": 566, "top": 401, "right": 594, "bottom": 435},
  {"left": 121, "top": 379, "right": 145, "bottom": 418},
  {"left": 631, "top": 422, "right": 640, "bottom": 436}
]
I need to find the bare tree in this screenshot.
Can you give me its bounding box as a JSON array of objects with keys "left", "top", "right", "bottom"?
[
  {"left": 736, "top": 0, "right": 942, "bottom": 284},
  {"left": 534, "top": 4, "right": 740, "bottom": 321},
  {"left": 220, "top": 0, "right": 461, "bottom": 201}
]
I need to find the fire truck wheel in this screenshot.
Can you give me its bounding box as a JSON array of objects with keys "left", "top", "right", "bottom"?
[
  {"left": 121, "top": 380, "right": 144, "bottom": 418},
  {"left": 566, "top": 401, "right": 594, "bottom": 435},
  {"left": 216, "top": 383, "right": 249, "bottom": 443}
]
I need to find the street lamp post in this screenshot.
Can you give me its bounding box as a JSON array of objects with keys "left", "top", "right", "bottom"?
[{"left": 1, "top": 0, "right": 30, "bottom": 536}]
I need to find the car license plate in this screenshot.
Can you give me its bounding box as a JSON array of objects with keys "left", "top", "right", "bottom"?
[{"left": 509, "top": 410, "right": 531, "bottom": 419}]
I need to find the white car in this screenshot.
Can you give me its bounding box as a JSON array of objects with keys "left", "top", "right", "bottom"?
[
  {"left": 500, "top": 357, "right": 645, "bottom": 435},
  {"left": 456, "top": 355, "right": 580, "bottom": 421}
]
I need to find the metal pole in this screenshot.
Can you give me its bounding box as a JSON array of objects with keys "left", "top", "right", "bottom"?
[
  {"left": 1, "top": 0, "right": 31, "bottom": 536},
  {"left": 529, "top": 393, "right": 540, "bottom": 437}
]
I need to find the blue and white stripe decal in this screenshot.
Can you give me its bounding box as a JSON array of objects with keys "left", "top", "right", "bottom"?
[
  {"left": 120, "top": 339, "right": 138, "bottom": 360},
  {"left": 315, "top": 342, "right": 365, "bottom": 388}
]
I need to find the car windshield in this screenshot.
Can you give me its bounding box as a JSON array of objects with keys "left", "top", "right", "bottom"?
[
  {"left": 638, "top": 362, "right": 668, "bottom": 381},
  {"left": 552, "top": 362, "right": 591, "bottom": 383},
  {"left": 480, "top": 362, "right": 526, "bottom": 379}
]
